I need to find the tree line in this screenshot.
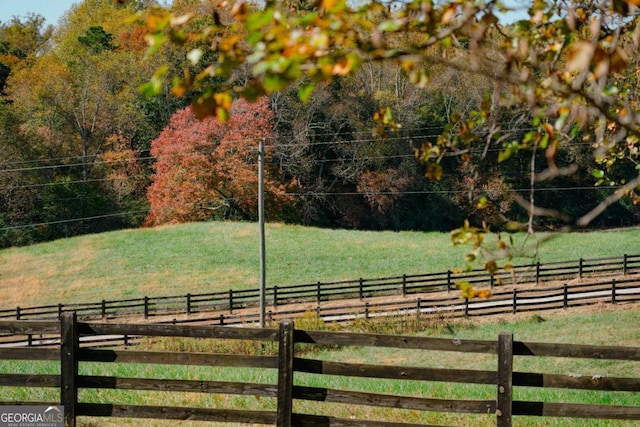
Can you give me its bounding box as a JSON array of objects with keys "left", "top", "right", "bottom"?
[{"left": 0, "top": 0, "right": 638, "bottom": 250}]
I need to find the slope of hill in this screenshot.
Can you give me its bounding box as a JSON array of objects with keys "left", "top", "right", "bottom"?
[{"left": 0, "top": 221, "right": 639, "bottom": 309}]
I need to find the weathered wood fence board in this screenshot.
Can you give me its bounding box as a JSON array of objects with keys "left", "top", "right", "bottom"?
[
  {"left": 0, "top": 316, "right": 638, "bottom": 427},
  {"left": 291, "top": 414, "right": 451, "bottom": 427},
  {"left": 293, "top": 359, "right": 497, "bottom": 384},
  {"left": 79, "top": 375, "right": 279, "bottom": 396},
  {"left": 512, "top": 401, "right": 640, "bottom": 419},
  {"left": 76, "top": 403, "right": 277, "bottom": 424}
]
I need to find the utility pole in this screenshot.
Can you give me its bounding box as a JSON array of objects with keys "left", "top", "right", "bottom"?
[{"left": 258, "top": 138, "right": 266, "bottom": 328}]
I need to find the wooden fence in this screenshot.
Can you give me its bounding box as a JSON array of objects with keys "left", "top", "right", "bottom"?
[
  {"left": 1, "top": 270, "right": 639, "bottom": 348},
  {"left": 0, "top": 313, "right": 639, "bottom": 426},
  {"left": 1, "top": 273, "right": 639, "bottom": 349},
  {"left": 1, "top": 254, "right": 639, "bottom": 323}
]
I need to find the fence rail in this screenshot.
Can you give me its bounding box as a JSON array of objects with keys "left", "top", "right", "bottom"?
[
  {"left": 0, "top": 314, "right": 638, "bottom": 426},
  {"left": 1, "top": 274, "right": 639, "bottom": 348},
  {"left": 2, "top": 254, "right": 639, "bottom": 323}
]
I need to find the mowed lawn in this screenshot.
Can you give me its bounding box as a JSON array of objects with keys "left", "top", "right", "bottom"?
[{"left": 0, "top": 221, "right": 639, "bottom": 308}]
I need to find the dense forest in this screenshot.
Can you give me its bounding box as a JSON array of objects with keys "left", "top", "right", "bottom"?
[{"left": 0, "top": 0, "right": 638, "bottom": 249}]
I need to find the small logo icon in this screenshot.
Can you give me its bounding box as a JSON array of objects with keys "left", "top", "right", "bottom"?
[{"left": 0, "top": 405, "right": 64, "bottom": 427}]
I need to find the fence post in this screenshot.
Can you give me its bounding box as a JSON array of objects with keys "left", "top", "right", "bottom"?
[
  {"left": 58, "top": 304, "right": 63, "bottom": 319},
  {"left": 402, "top": 274, "right": 407, "bottom": 296},
  {"left": 60, "top": 311, "right": 78, "bottom": 427},
  {"left": 144, "top": 296, "right": 149, "bottom": 319},
  {"left": 490, "top": 275, "right": 495, "bottom": 290},
  {"left": 229, "top": 290, "right": 234, "bottom": 314},
  {"left": 497, "top": 331, "right": 513, "bottom": 427},
  {"left": 101, "top": 300, "right": 107, "bottom": 321},
  {"left": 365, "top": 302, "right": 370, "bottom": 319},
  {"left": 563, "top": 284, "right": 568, "bottom": 309},
  {"left": 612, "top": 279, "right": 617, "bottom": 304},
  {"left": 447, "top": 270, "right": 452, "bottom": 293},
  {"left": 535, "top": 262, "right": 540, "bottom": 285},
  {"left": 578, "top": 258, "right": 583, "bottom": 279},
  {"left": 416, "top": 298, "right": 421, "bottom": 319},
  {"left": 274, "top": 286, "right": 279, "bottom": 307},
  {"left": 359, "top": 278, "right": 364, "bottom": 300},
  {"left": 623, "top": 254, "right": 628, "bottom": 276},
  {"left": 316, "top": 282, "right": 322, "bottom": 304},
  {"left": 512, "top": 289, "right": 517, "bottom": 314},
  {"left": 277, "top": 320, "right": 294, "bottom": 427},
  {"left": 464, "top": 298, "right": 469, "bottom": 317},
  {"left": 16, "top": 306, "right": 20, "bottom": 320},
  {"left": 186, "top": 294, "right": 191, "bottom": 315}
]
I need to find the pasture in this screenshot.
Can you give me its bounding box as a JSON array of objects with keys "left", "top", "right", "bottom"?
[{"left": 0, "top": 221, "right": 639, "bottom": 308}]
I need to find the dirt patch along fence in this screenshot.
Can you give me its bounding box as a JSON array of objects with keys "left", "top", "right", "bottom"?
[{"left": 0, "top": 313, "right": 639, "bottom": 427}]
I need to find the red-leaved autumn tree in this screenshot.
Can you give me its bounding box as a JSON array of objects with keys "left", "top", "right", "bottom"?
[{"left": 145, "top": 97, "right": 293, "bottom": 225}]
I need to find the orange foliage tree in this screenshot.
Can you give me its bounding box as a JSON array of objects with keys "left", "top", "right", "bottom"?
[{"left": 145, "top": 97, "right": 293, "bottom": 225}]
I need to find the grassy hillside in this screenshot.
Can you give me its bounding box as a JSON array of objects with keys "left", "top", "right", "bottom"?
[{"left": 0, "top": 221, "right": 639, "bottom": 308}]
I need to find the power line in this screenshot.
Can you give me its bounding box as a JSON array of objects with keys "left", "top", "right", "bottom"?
[
  {"left": 283, "top": 185, "right": 624, "bottom": 197},
  {"left": 0, "top": 127, "right": 600, "bottom": 175},
  {"left": 0, "top": 149, "right": 151, "bottom": 167},
  {"left": 0, "top": 182, "right": 623, "bottom": 232},
  {"left": 0, "top": 210, "right": 149, "bottom": 231},
  {"left": 0, "top": 154, "right": 155, "bottom": 174},
  {"left": 0, "top": 175, "right": 148, "bottom": 191}
]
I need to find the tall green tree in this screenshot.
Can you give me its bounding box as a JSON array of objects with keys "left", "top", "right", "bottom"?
[
  {"left": 0, "top": 14, "right": 52, "bottom": 94},
  {"left": 1, "top": 0, "right": 156, "bottom": 243}
]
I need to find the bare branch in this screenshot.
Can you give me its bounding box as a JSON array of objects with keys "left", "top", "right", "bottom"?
[
  {"left": 513, "top": 193, "right": 573, "bottom": 223},
  {"left": 575, "top": 175, "right": 640, "bottom": 227},
  {"left": 534, "top": 164, "right": 579, "bottom": 183}
]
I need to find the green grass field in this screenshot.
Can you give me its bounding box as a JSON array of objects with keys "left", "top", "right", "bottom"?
[
  {"left": 0, "top": 221, "right": 639, "bottom": 426},
  {"left": 0, "top": 221, "right": 639, "bottom": 308}
]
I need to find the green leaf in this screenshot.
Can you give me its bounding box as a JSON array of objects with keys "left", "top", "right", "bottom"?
[
  {"left": 570, "top": 125, "right": 580, "bottom": 138},
  {"left": 169, "top": 29, "right": 188, "bottom": 44},
  {"left": 138, "top": 66, "right": 168, "bottom": 97},
  {"left": 298, "top": 83, "right": 315, "bottom": 102},
  {"left": 592, "top": 169, "right": 605, "bottom": 178},
  {"left": 264, "top": 73, "right": 290, "bottom": 92},
  {"left": 505, "top": 221, "right": 525, "bottom": 232},
  {"left": 217, "top": 107, "right": 230, "bottom": 123},
  {"left": 476, "top": 196, "right": 488, "bottom": 209},
  {"left": 539, "top": 132, "right": 549, "bottom": 149},
  {"left": 295, "top": 11, "right": 318, "bottom": 25},
  {"left": 498, "top": 142, "right": 519, "bottom": 163},
  {"left": 378, "top": 19, "right": 404, "bottom": 32},
  {"left": 246, "top": 10, "right": 274, "bottom": 32},
  {"left": 523, "top": 131, "right": 536, "bottom": 144},
  {"left": 145, "top": 32, "right": 166, "bottom": 56},
  {"left": 138, "top": 81, "right": 159, "bottom": 97}
]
